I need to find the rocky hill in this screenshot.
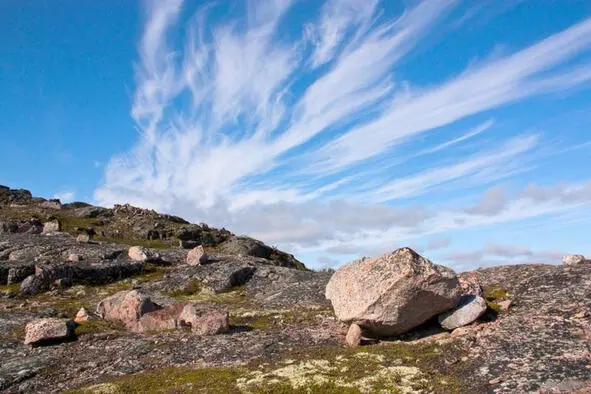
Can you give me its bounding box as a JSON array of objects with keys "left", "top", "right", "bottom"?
[{"left": 0, "top": 186, "right": 589, "bottom": 393}]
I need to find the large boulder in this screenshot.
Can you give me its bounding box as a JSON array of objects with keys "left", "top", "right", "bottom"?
[
  {"left": 325, "top": 248, "right": 461, "bottom": 336},
  {"left": 24, "top": 318, "right": 76, "bottom": 345},
  {"left": 96, "top": 290, "right": 160, "bottom": 330},
  {"left": 438, "top": 295, "right": 487, "bottom": 330}
]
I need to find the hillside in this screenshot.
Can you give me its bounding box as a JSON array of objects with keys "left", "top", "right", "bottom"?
[{"left": 0, "top": 186, "right": 589, "bottom": 393}]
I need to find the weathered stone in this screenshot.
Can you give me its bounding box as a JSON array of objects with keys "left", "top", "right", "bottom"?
[
  {"left": 438, "top": 295, "right": 487, "bottom": 330},
  {"left": 562, "top": 254, "right": 586, "bottom": 266},
  {"left": 325, "top": 248, "right": 461, "bottom": 336},
  {"left": 96, "top": 290, "right": 160, "bottom": 330},
  {"left": 186, "top": 245, "right": 208, "bottom": 265},
  {"left": 24, "top": 318, "right": 76, "bottom": 345},
  {"left": 42, "top": 219, "right": 61, "bottom": 234},
  {"left": 39, "top": 200, "right": 62, "bottom": 210},
  {"left": 68, "top": 253, "right": 82, "bottom": 262},
  {"left": 179, "top": 304, "right": 229, "bottom": 336},
  {"left": 20, "top": 274, "right": 42, "bottom": 296},
  {"left": 74, "top": 307, "right": 93, "bottom": 323},
  {"left": 137, "top": 304, "right": 184, "bottom": 332},
  {"left": 76, "top": 233, "right": 91, "bottom": 243},
  {"left": 345, "top": 323, "right": 362, "bottom": 347}
]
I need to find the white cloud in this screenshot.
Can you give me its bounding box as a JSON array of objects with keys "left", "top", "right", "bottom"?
[
  {"left": 94, "top": 1, "right": 591, "bottom": 269},
  {"left": 54, "top": 191, "right": 75, "bottom": 203}
]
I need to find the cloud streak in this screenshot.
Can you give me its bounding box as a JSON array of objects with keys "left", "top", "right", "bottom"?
[{"left": 95, "top": 1, "right": 591, "bottom": 268}]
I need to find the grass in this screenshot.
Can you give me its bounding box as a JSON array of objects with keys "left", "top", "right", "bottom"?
[
  {"left": 65, "top": 340, "right": 477, "bottom": 394},
  {"left": 0, "top": 283, "right": 21, "bottom": 296},
  {"left": 75, "top": 320, "right": 126, "bottom": 336}
]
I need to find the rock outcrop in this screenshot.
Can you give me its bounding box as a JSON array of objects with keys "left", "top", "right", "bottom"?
[{"left": 325, "top": 247, "right": 461, "bottom": 336}]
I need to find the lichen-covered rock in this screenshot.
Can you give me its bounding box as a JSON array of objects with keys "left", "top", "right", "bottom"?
[
  {"left": 24, "top": 318, "right": 76, "bottom": 345},
  {"left": 186, "top": 245, "right": 207, "bottom": 266},
  {"left": 562, "top": 254, "right": 586, "bottom": 266},
  {"left": 96, "top": 290, "right": 160, "bottom": 330},
  {"left": 438, "top": 295, "right": 487, "bottom": 330},
  {"left": 325, "top": 247, "right": 461, "bottom": 336}
]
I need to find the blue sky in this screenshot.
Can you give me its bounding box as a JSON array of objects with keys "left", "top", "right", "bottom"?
[{"left": 1, "top": 0, "right": 591, "bottom": 271}]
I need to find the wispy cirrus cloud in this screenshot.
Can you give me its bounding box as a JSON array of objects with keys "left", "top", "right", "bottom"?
[{"left": 95, "top": 1, "right": 591, "bottom": 268}]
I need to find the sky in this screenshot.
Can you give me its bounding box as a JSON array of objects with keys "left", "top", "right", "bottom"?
[{"left": 1, "top": 0, "right": 591, "bottom": 271}]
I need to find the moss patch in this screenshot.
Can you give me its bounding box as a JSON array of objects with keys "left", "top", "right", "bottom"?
[
  {"left": 483, "top": 284, "right": 508, "bottom": 301},
  {"left": 67, "top": 341, "right": 478, "bottom": 394},
  {"left": 0, "top": 283, "right": 20, "bottom": 296},
  {"left": 75, "top": 320, "right": 126, "bottom": 336}
]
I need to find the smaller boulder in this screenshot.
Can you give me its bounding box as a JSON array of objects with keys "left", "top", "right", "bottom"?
[
  {"left": 24, "top": 318, "right": 76, "bottom": 345},
  {"left": 20, "top": 274, "right": 41, "bottom": 296},
  {"left": 179, "top": 304, "right": 229, "bottom": 335},
  {"left": 186, "top": 245, "right": 208, "bottom": 266},
  {"left": 562, "top": 255, "right": 586, "bottom": 266},
  {"left": 74, "top": 307, "right": 93, "bottom": 323},
  {"left": 42, "top": 219, "right": 61, "bottom": 234},
  {"left": 128, "top": 246, "right": 159, "bottom": 262},
  {"left": 76, "top": 233, "right": 91, "bottom": 243},
  {"left": 439, "top": 295, "right": 487, "bottom": 330},
  {"left": 96, "top": 290, "right": 160, "bottom": 330},
  {"left": 345, "top": 323, "right": 362, "bottom": 348}
]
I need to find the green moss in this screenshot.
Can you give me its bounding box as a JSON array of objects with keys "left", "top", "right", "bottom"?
[
  {"left": 165, "top": 278, "right": 203, "bottom": 298},
  {"left": 65, "top": 366, "right": 246, "bottom": 394},
  {"left": 483, "top": 284, "right": 508, "bottom": 301},
  {"left": 0, "top": 283, "right": 20, "bottom": 296},
  {"left": 75, "top": 320, "right": 125, "bottom": 336},
  {"left": 65, "top": 340, "right": 478, "bottom": 394},
  {"left": 486, "top": 301, "right": 502, "bottom": 313},
  {"left": 54, "top": 215, "right": 101, "bottom": 234},
  {"left": 94, "top": 235, "right": 172, "bottom": 250}
]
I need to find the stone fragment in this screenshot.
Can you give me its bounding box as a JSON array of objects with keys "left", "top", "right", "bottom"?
[
  {"left": 562, "top": 255, "right": 586, "bottom": 266},
  {"left": 325, "top": 247, "right": 461, "bottom": 336},
  {"left": 74, "top": 307, "right": 93, "bottom": 323},
  {"left": 42, "top": 219, "right": 61, "bottom": 234},
  {"left": 439, "top": 295, "right": 487, "bottom": 330},
  {"left": 345, "top": 323, "right": 362, "bottom": 347},
  {"left": 186, "top": 245, "right": 208, "bottom": 266},
  {"left": 128, "top": 246, "right": 159, "bottom": 262},
  {"left": 76, "top": 233, "right": 91, "bottom": 243},
  {"left": 24, "top": 318, "right": 76, "bottom": 345}
]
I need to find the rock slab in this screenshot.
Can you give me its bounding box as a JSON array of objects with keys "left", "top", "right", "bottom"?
[
  {"left": 325, "top": 247, "right": 461, "bottom": 336},
  {"left": 24, "top": 318, "right": 76, "bottom": 345},
  {"left": 438, "top": 295, "right": 487, "bottom": 330}
]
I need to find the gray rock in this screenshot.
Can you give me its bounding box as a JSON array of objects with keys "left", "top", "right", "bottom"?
[
  {"left": 325, "top": 247, "right": 461, "bottom": 337},
  {"left": 438, "top": 295, "right": 487, "bottom": 330}
]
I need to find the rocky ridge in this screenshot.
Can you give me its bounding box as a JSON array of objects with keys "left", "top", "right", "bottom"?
[{"left": 0, "top": 185, "right": 589, "bottom": 393}]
